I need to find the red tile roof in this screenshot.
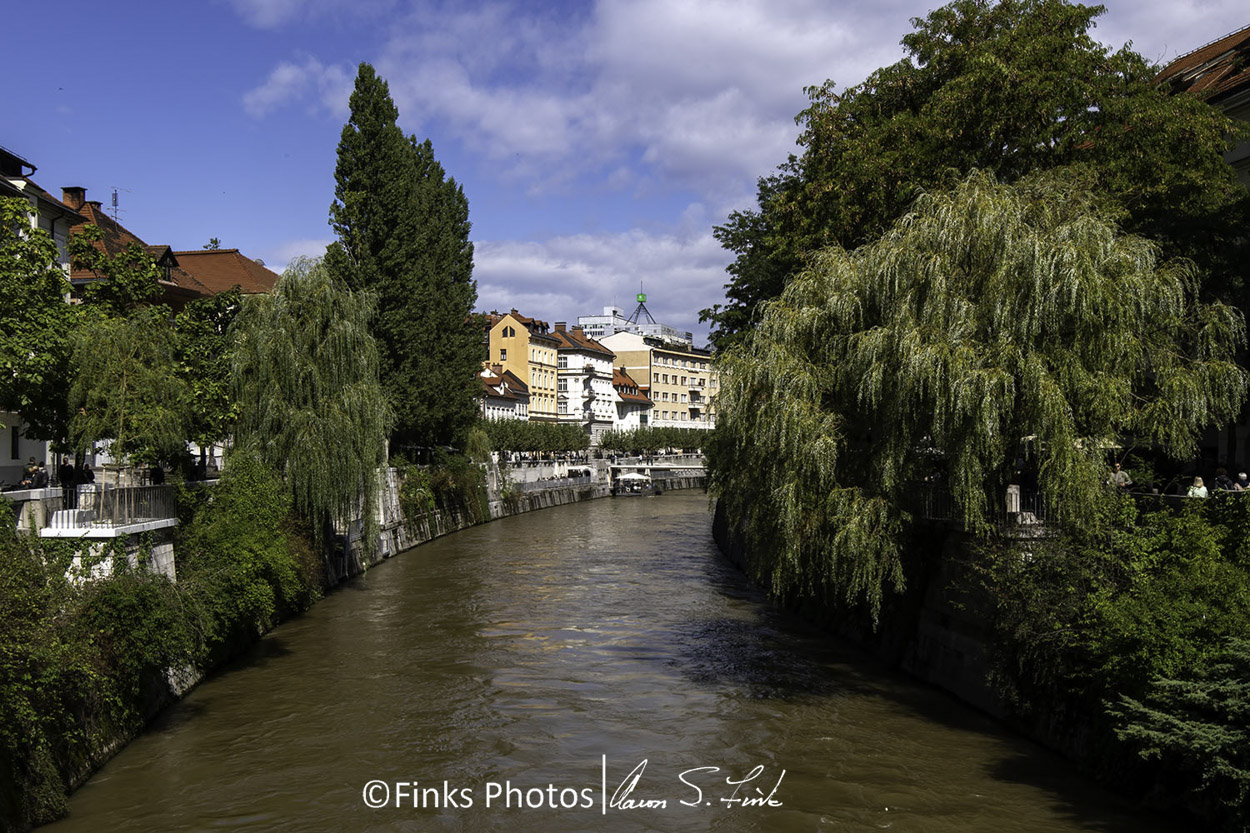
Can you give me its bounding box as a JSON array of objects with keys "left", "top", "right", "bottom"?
[
  {"left": 172, "top": 249, "right": 280, "bottom": 295},
  {"left": 551, "top": 325, "right": 614, "bottom": 356},
  {"left": 613, "top": 367, "right": 652, "bottom": 405},
  {"left": 66, "top": 199, "right": 205, "bottom": 305},
  {"left": 1155, "top": 24, "right": 1250, "bottom": 103}
]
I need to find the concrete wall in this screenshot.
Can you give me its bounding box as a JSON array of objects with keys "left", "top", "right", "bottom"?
[{"left": 338, "top": 460, "right": 705, "bottom": 581}]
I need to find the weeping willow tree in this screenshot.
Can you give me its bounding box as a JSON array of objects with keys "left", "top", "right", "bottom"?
[
  {"left": 708, "top": 170, "right": 1248, "bottom": 621},
  {"left": 231, "top": 256, "right": 391, "bottom": 570}
]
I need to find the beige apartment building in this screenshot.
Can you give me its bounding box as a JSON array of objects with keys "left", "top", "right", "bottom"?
[
  {"left": 599, "top": 332, "right": 717, "bottom": 429},
  {"left": 485, "top": 310, "right": 560, "bottom": 422}
]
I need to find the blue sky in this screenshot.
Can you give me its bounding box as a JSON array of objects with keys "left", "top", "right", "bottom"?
[{"left": 4, "top": 0, "right": 1246, "bottom": 345}]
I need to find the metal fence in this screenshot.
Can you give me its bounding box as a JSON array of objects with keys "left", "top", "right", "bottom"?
[
  {"left": 512, "top": 474, "right": 596, "bottom": 493},
  {"left": 48, "top": 485, "right": 177, "bottom": 529},
  {"left": 908, "top": 483, "right": 1049, "bottom": 527}
]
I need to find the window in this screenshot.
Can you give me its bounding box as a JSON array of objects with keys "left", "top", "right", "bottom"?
[
  {"left": 558, "top": 355, "right": 567, "bottom": 369},
  {"left": 681, "top": 394, "right": 687, "bottom": 403},
  {"left": 662, "top": 410, "right": 668, "bottom": 419},
  {"left": 558, "top": 378, "right": 568, "bottom": 392},
  {"left": 662, "top": 392, "right": 669, "bottom": 401},
  {"left": 653, "top": 373, "right": 659, "bottom": 383},
  {"left": 499, "top": 349, "right": 507, "bottom": 362},
  {"left": 662, "top": 374, "right": 669, "bottom": 383},
  {"left": 680, "top": 376, "right": 687, "bottom": 385}
]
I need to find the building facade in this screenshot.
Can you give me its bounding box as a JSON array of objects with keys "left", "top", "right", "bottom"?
[
  {"left": 550, "top": 323, "right": 616, "bottom": 441},
  {"left": 480, "top": 365, "right": 530, "bottom": 421},
  {"left": 485, "top": 310, "right": 560, "bottom": 422},
  {"left": 599, "top": 331, "right": 717, "bottom": 429},
  {"left": 611, "top": 367, "right": 653, "bottom": 430}
]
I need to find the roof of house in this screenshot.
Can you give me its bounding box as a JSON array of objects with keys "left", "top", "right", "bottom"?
[
  {"left": 480, "top": 366, "right": 530, "bottom": 401},
  {"left": 551, "top": 324, "right": 614, "bottom": 356},
  {"left": 1155, "top": 23, "right": 1250, "bottom": 103},
  {"left": 613, "top": 367, "right": 652, "bottom": 405},
  {"left": 172, "top": 248, "right": 281, "bottom": 295},
  {"left": 64, "top": 192, "right": 207, "bottom": 301}
]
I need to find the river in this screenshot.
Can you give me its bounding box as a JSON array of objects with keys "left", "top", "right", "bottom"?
[{"left": 43, "top": 492, "right": 1176, "bottom": 832}]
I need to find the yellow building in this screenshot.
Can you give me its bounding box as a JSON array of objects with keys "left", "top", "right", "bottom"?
[
  {"left": 485, "top": 310, "right": 560, "bottom": 422},
  {"left": 599, "top": 332, "right": 717, "bottom": 428}
]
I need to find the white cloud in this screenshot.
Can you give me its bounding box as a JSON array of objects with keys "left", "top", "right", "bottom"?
[
  {"left": 243, "top": 56, "right": 353, "bottom": 118},
  {"left": 260, "top": 237, "right": 334, "bottom": 274},
  {"left": 229, "top": 0, "right": 397, "bottom": 28},
  {"left": 475, "top": 227, "right": 729, "bottom": 344}
]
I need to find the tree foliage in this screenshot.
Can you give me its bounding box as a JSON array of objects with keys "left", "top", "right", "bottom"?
[
  {"left": 1112, "top": 638, "right": 1250, "bottom": 831},
  {"left": 480, "top": 419, "right": 590, "bottom": 453},
  {"left": 707, "top": 171, "right": 1247, "bottom": 619},
  {"left": 597, "top": 427, "right": 710, "bottom": 454},
  {"left": 0, "top": 197, "right": 76, "bottom": 440},
  {"left": 327, "top": 62, "right": 480, "bottom": 450},
  {"left": 702, "top": 0, "right": 1250, "bottom": 348},
  {"left": 231, "top": 256, "right": 390, "bottom": 560},
  {"left": 175, "top": 289, "right": 242, "bottom": 452},
  {"left": 976, "top": 494, "right": 1250, "bottom": 830},
  {"left": 68, "top": 307, "right": 191, "bottom": 466},
  {"left": 68, "top": 224, "right": 163, "bottom": 315}
]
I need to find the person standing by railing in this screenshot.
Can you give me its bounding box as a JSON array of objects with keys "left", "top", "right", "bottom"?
[
  {"left": 58, "top": 459, "right": 77, "bottom": 509},
  {"left": 1188, "top": 477, "right": 1208, "bottom": 498}
]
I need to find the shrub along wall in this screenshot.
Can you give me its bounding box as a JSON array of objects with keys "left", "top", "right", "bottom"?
[{"left": 0, "top": 452, "right": 321, "bottom": 832}]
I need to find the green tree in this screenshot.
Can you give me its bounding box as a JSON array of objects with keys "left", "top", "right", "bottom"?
[
  {"left": 327, "top": 63, "right": 480, "bottom": 452},
  {"left": 1112, "top": 638, "right": 1250, "bottom": 831},
  {"left": 0, "top": 197, "right": 76, "bottom": 440},
  {"left": 708, "top": 170, "right": 1247, "bottom": 619},
  {"left": 68, "top": 225, "right": 163, "bottom": 315},
  {"left": 702, "top": 0, "right": 1250, "bottom": 348},
  {"left": 174, "top": 289, "right": 242, "bottom": 462},
  {"left": 68, "top": 306, "right": 190, "bottom": 466},
  {"left": 230, "top": 256, "right": 390, "bottom": 567}
]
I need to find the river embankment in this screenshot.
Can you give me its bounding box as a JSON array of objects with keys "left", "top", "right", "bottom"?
[{"left": 2, "top": 456, "right": 705, "bottom": 832}]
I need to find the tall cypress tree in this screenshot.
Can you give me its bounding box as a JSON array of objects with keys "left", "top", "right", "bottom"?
[{"left": 327, "top": 63, "right": 480, "bottom": 451}]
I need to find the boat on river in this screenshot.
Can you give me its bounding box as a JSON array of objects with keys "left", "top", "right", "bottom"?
[{"left": 612, "top": 471, "right": 654, "bottom": 496}]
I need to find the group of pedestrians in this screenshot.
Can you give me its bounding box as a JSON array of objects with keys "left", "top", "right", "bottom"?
[
  {"left": 1109, "top": 461, "right": 1250, "bottom": 498},
  {"left": 17, "top": 458, "right": 49, "bottom": 489},
  {"left": 56, "top": 459, "right": 95, "bottom": 509},
  {"left": 1184, "top": 468, "right": 1250, "bottom": 497}
]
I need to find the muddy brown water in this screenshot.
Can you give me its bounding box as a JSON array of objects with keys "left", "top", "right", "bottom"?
[{"left": 42, "top": 492, "right": 1178, "bottom": 832}]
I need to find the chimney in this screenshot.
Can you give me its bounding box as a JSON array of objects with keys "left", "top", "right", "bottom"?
[
  {"left": 62, "top": 186, "right": 86, "bottom": 211},
  {"left": 555, "top": 322, "right": 567, "bottom": 332},
  {"left": 491, "top": 363, "right": 503, "bottom": 375}
]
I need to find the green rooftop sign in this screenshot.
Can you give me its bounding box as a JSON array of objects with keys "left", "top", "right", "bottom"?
[{"left": 637, "top": 293, "right": 647, "bottom": 303}]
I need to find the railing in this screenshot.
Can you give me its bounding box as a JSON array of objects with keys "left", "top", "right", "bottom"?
[
  {"left": 511, "top": 473, "right": 597, "bottom": 492},
  {"left": 49, "top": 484, "right": 177, "bottom": 529},
  {"left": 909, "top": 483, "right": 1048, "bottom": 527}
]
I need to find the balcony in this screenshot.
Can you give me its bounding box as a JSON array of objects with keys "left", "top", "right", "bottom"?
[{"left": 41, "top": 484, "right": 178, "bottom": 538}]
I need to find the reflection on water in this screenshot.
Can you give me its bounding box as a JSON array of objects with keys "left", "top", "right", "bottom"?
[{"left": 43, "top": 492, "right": 1177, "bottom": 832}]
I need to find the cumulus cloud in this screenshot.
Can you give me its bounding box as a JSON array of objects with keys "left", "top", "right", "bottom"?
[
  {"left": 475, "top": 226, "right": 729, "bottom": 345},
  {"left": 237, "top": 0, "right": 1250, "bottom": 337},
  {"left": 242, "top": 56, "right": 354, "bottom": 118}
]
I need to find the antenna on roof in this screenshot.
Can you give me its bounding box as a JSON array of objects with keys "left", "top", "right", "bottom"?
[
  {"left": 109, "top": 186, "right": 131, "bottom": 222},
  {"left": 626, "top": 281, "right": 656, "bottom": 325}
]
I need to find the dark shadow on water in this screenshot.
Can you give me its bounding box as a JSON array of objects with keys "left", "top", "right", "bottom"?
[
  {"left": 668, "top": 615, "right": 876, "bottom": 701},
  {"left": 693, "top": 516, "right": 1188, "bottom": 831}
]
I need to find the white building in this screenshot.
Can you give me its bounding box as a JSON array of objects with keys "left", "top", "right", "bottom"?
[
  {"left": 1, "top": 147, "right": 80, "bottom": 485},
  {"left": 578, "top": 296, "right": 693, "bottom": 347},
  {"left": 480, "top": 365, "right": 530, "bottom": 421},
  {"left": 611, "top": 367, "right": 653, "bottom": 430},
  {"left": 550, "top": 323, "right": 616, "bottom": 441}
]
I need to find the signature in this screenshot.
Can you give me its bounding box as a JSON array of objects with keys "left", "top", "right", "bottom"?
[{"left": 607, "top": 758, "right": 785, "bottom": 810}]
